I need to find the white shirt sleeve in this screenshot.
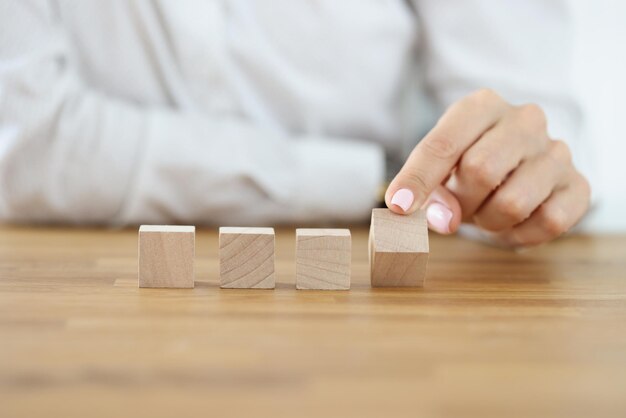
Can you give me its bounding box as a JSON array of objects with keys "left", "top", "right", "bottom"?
[
  {"left": 0, "top": 1, "right": 384, "bottom": 225},
  {"left": 415, "top": 0, "right": 595, "bottom": 196}
]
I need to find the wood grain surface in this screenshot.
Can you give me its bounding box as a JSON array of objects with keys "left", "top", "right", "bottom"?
[
  {"left": 1, "top": 225, "right": 625, "bottom": 418},
  {"left": 219, "top": 227, "right": 275, "bottom": 289},
  {"left": 296, "top": 228, "right": 351, "bottom": 290}
]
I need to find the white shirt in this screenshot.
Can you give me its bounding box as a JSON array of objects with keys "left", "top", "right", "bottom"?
[{"left": 0, "top": 0, "right": 598, "bottom": 227}]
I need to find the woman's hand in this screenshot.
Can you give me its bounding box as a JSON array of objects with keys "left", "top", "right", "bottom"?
[{"left": 385, "top": 89, "right": 591, "bottom": 247}]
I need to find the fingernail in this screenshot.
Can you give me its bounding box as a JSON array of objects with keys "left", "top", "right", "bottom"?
[
  {"left": 426, "top": 202, "right": 453, "bottom": 234},
  {"left": 390, "top": 188, "right": 414, "bottom": 213}
]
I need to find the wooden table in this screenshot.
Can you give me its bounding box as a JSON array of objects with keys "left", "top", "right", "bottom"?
[{"left": 1, "top": 226, "right": 625, "bottom": 418}]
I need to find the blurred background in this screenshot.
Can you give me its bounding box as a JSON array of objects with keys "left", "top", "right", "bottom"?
[{"left": 0, "top": 0, "right": 624, "bottom": 232}]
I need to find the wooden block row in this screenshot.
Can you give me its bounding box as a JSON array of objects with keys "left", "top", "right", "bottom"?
[{"left": 138, "top": 209, "right": 428, "bottom": 289}]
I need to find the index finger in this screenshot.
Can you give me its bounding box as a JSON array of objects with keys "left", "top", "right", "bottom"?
[{"left": 385, "top": 89, "right": 509, "bottom": 214}]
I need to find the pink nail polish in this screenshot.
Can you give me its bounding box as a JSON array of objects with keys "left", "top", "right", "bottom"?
[
  {"left": 390, "top": 188, "right": 414, "bottom": 213},
  {"left": 426, "top": 202, "right": 453, "bottom": 234}
]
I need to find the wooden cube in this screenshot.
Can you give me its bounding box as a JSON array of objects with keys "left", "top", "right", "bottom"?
[
  {"left": 219, "top": 227, "right": 275, "bottom": 289},
  {"left": 296, "top": 229, "right": 351, "bottom": 290},
  {"left": 369, "top": 209, "right": 429, "bottom": 287},
  {"left": 138, "top": 225, "right": 195, "bottom": 288}
]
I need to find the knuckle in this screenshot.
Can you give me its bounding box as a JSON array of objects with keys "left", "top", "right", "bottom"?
[
  {"left": 578, "top": 175, "right": 592, "bottom": 203},
  {"left": 469, "top": 88, "right": 502, "bottom": 108},
  {"left": 421, "top": 134, "right": 459, "bottom": 161},
  {"left": 402, "top": 167, "right": 432, "bottom": 196},
  {"left": 495, "top": 193, "right": 530, "bottom": 224},
  {"left": 460, "top": 153, "right": 499, "bottom": 190},
  {"left": 538, "top": 207, "right": 569, "bottom": 237},
  {"left": 515, "top": 104, "right": 548, "bottom": 137},
  {"left": 548, "top": 140, "right": 573, "bottom": 165}
]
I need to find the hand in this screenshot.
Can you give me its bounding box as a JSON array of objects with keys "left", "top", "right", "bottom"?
[{"left": 385, "top": 89, "right": 591, "bottom": 247}]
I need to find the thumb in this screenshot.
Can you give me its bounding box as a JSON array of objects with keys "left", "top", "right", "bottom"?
[{"left": 422, "top": 185, "right": 462, "bottom": 234}]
